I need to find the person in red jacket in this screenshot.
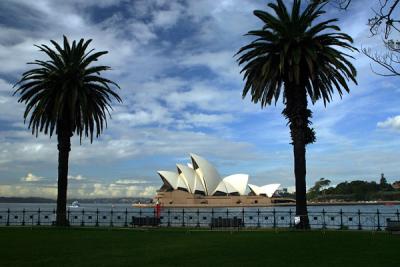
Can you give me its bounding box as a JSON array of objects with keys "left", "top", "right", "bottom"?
[{"left": 155, "top": 200, "right": 161, "bottom": 219}]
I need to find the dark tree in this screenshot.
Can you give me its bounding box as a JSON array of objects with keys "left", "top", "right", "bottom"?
[
  {"left": 237, "top": 0, "right": 357, "bottom": 228},
  {"left": 319, "top": 0, "right": 400, "bottom": 76},
  {"left": 308, "top": 178, "right": 331, "bottom": 199},
  {"left": 14, "top": 36, "right": 122, "bottom": 226},
  {"left": 379, "top": 173, "right": 394, "bottom": 191},
  {"left": 380, "top": 173, "right": 388, "bottom": 186}
]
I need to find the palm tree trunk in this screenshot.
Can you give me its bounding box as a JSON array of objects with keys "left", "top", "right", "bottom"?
[
  {"left": 293, "top": 137, "right": 309, "bottom": 229},
  {"left": 56, "top": 125, "right": 71, "bottom": 226},
  {"left": 283, "top": 84, "right": 313, "bottom": 229}
]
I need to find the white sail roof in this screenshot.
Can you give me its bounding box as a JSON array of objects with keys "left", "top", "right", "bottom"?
[
  {"left": 158, "top": 171, "right": 179, "bottom": 189},
  {"left": 224, "top": 181, "right": 239, "bottom": 194},
  {"left": 223, "top": 174, "right": 249, "bottom": 195},
  {"left": 193, "top": 174, "right": 206, "bottom": 193},
  {"left": 157, "top": 153, "right": 279, "bottom": 198},
  {"left": 248, "top": 183, "right": 280, "bottom": 197},
  {"left": 213, "top": 181, "right": 228, "bottom": 195},
  {"left": 177, "top": 164, "right": 196, "bottom": 193},
  {"left": 262, "top": 183, "right": 281, "bottom": 198},
  {"left": 176, "top": 176, "right": 188, "bottom": 190},
  {"left": 190, "top": 153, "right": 222, "bottom": 195},
  {"left": 248, "top": 184, "right": 262, "bottom": 195},
  {"left": 212, "top": 180, "right": 241, "bottom": 195}
]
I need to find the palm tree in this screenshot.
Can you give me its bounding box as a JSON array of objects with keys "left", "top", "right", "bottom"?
[
  {"left": 236, "top": 0, "right": 357, "bottom": 228},
  {"left": 14, "top": 36, "right": 122, "bottom": 226}
]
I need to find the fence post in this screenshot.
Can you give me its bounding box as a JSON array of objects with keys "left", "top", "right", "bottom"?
[
  {"left": 322, "top": 209, "right": 326, "bottom": 229},
  {"left": 95, "top": 208, "right": 99, "bottom": 227},
  {"left": 124, "top": 208, "right": 128, "bottom": 227},
  {"left": 257, "top": 209, "right": 260, "bottom": 228},
  {"left": 357, "top": 209, "right": 362, "bottom": 230},
  {"left": 67, "top": 208, "right": 70, "bottom": 225},
  {"left": 182, "top": 209, "right": 185, "bottom": 227},
  {"left": 6, "top": 208, "right": 10, "bottom": 226},
  {"left": 376, "top": 209, "right": 381, "bottom": 231},
  {"left": 22, "top": 208, "right": 25, "bottom": 226},
  {"left": 110, "top": 209, "right": 114, "bottom": 227},
  {"left": 226, "top": 209, "right": 229, "bottom": 228},
  {"left": 273, "top": 208, "right": 276, "bottom": 229},
  {"left": 37, "top": 208, "right": 41, "bottom": 226},
  {"left": 211, "top": 208, "right": 214, "bottom": 229},
  {"left": 167, "top": 208, "right": 171, "bottom": 227},
  {"left": 81, "top": 209, "right": 85, "bottom": 227},
  {"left": 339, "top": 209, "right": 343, "bottom": 230},
  {"left": 242, "top": 208, "right": 245, "bottom": 227},
  {"left": 196, "top": 208, "right": 200, "bottom": 227},
  {"left": 52, "top": 208, "right": 56, "bottom": 226},
  {"left": 289, "top": 209, "right": 292, "bottom": 228}
]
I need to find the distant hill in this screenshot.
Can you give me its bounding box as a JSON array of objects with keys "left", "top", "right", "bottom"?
[
  {"left": 0, "top": 197, "right": 55, "bottom": 203},
  {"left": 0, "top": 197, "right": 152, "bottom": 204}
]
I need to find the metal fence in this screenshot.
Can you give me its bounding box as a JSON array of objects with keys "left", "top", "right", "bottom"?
[{"left": 0, "top": 208, "right": 399, "bottom": 230}]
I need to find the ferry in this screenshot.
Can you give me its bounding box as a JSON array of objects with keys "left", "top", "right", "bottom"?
[{"left": 68, "top": 201, "right": 80, "bottom": 208}]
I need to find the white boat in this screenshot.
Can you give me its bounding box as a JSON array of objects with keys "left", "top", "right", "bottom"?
[{"left": 68, "top": 201, "right": 80, "bottom": 208}]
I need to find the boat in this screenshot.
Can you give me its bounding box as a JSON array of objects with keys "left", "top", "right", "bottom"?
[{"left": 68, "top": 201, "right": 80, "bottom": 208}]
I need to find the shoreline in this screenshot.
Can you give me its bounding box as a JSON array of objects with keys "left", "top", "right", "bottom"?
[
  {"left": 0, "top": 200, "right": 399, "bottom": 207},
  {"left": 132, "top": 200, "right": 400, "bottom": 208}
]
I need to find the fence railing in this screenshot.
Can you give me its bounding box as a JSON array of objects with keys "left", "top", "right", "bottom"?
[{"left": 0, "top": 208, "right": 399, "bottom": 230}]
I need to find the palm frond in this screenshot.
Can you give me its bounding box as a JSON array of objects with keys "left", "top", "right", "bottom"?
[
  {"left": 236, "top": 0, "right": 357, "bottom": 108},
  {"left": 14, "top": 36, "right": 121, "bottom": 142}
]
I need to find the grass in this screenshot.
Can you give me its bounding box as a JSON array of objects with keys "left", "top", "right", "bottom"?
[{"left": 0, "top": 227, "right": 398, "bottom": 267}]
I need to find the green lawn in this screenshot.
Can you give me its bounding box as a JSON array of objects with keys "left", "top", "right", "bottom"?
[{"left": 0, "top": 228, "right": 398, "bottom": 267}]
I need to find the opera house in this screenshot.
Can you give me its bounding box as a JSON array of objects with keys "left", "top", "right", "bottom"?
[{"left": 155, "top": 153, "right": 283, "bottom": 206}]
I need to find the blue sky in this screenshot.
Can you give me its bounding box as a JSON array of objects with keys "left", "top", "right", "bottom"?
[{"left": 0, "top": 0, "right": 399, "bottom": 199}]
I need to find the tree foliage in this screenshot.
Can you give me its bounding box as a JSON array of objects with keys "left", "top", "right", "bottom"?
[
  {"left": 309, "top": 177, "right": 398, "bottom": 201},
  {"left": 317, "top": 0, "right": 400, "bottom": 76},
  {"left": 14, "top": 36, "right": 122, "bottom": 142},
  {"left": 308, "top": 177, "right": 331, "bottom": 199}
]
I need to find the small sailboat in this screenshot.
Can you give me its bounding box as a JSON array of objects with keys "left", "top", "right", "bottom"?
[{"left": 68, "top": 201, "right": 80, "bottom": 208}]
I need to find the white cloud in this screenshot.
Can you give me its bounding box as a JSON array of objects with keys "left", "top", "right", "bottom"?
[
  {"left": 181, "top": 50, "right": 241, "bottom": 82},
  {"left": 164, "top": 84, "right": 241, "bottom": 113},
  {"left": 0, "top": 79, "right": 27, "bottom": 123},
  {"left": 113, "top": 106, "right": 173, "bottom": 127},
  {"left": 70, "top": 0, "right": 126, "bottom": 8},
  {"left": 151, "top": 2, "right": 185, "bottom": 29},
  {"left": 68, "top": 174, "right": 85, "bottom": 181},
  {"left": 115, "top": 179, "right": 149, "bottom": 185},
  {"left": 0, "top": 182, "right": 157, "bottom": 198},
  {"left": 0, "top": 137, "right": 57, "bottom": 167},
  {"left": 20, "top": 173, "right": 43, "bottom": 182},
  {"left": 87, "top": 183, "right": 157, "bottom": 198},
  {"left": 129, "top": 21, "right": 157, "bottom": 44},
  {"left": 183, "top": 112, "right": 234, "bottom": 128},
  {"left": 377, "top": 115, "right": 400, "bottom": 130},
  {"left": 0, "top": 184, "right": 57, "bottom": 198}
]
